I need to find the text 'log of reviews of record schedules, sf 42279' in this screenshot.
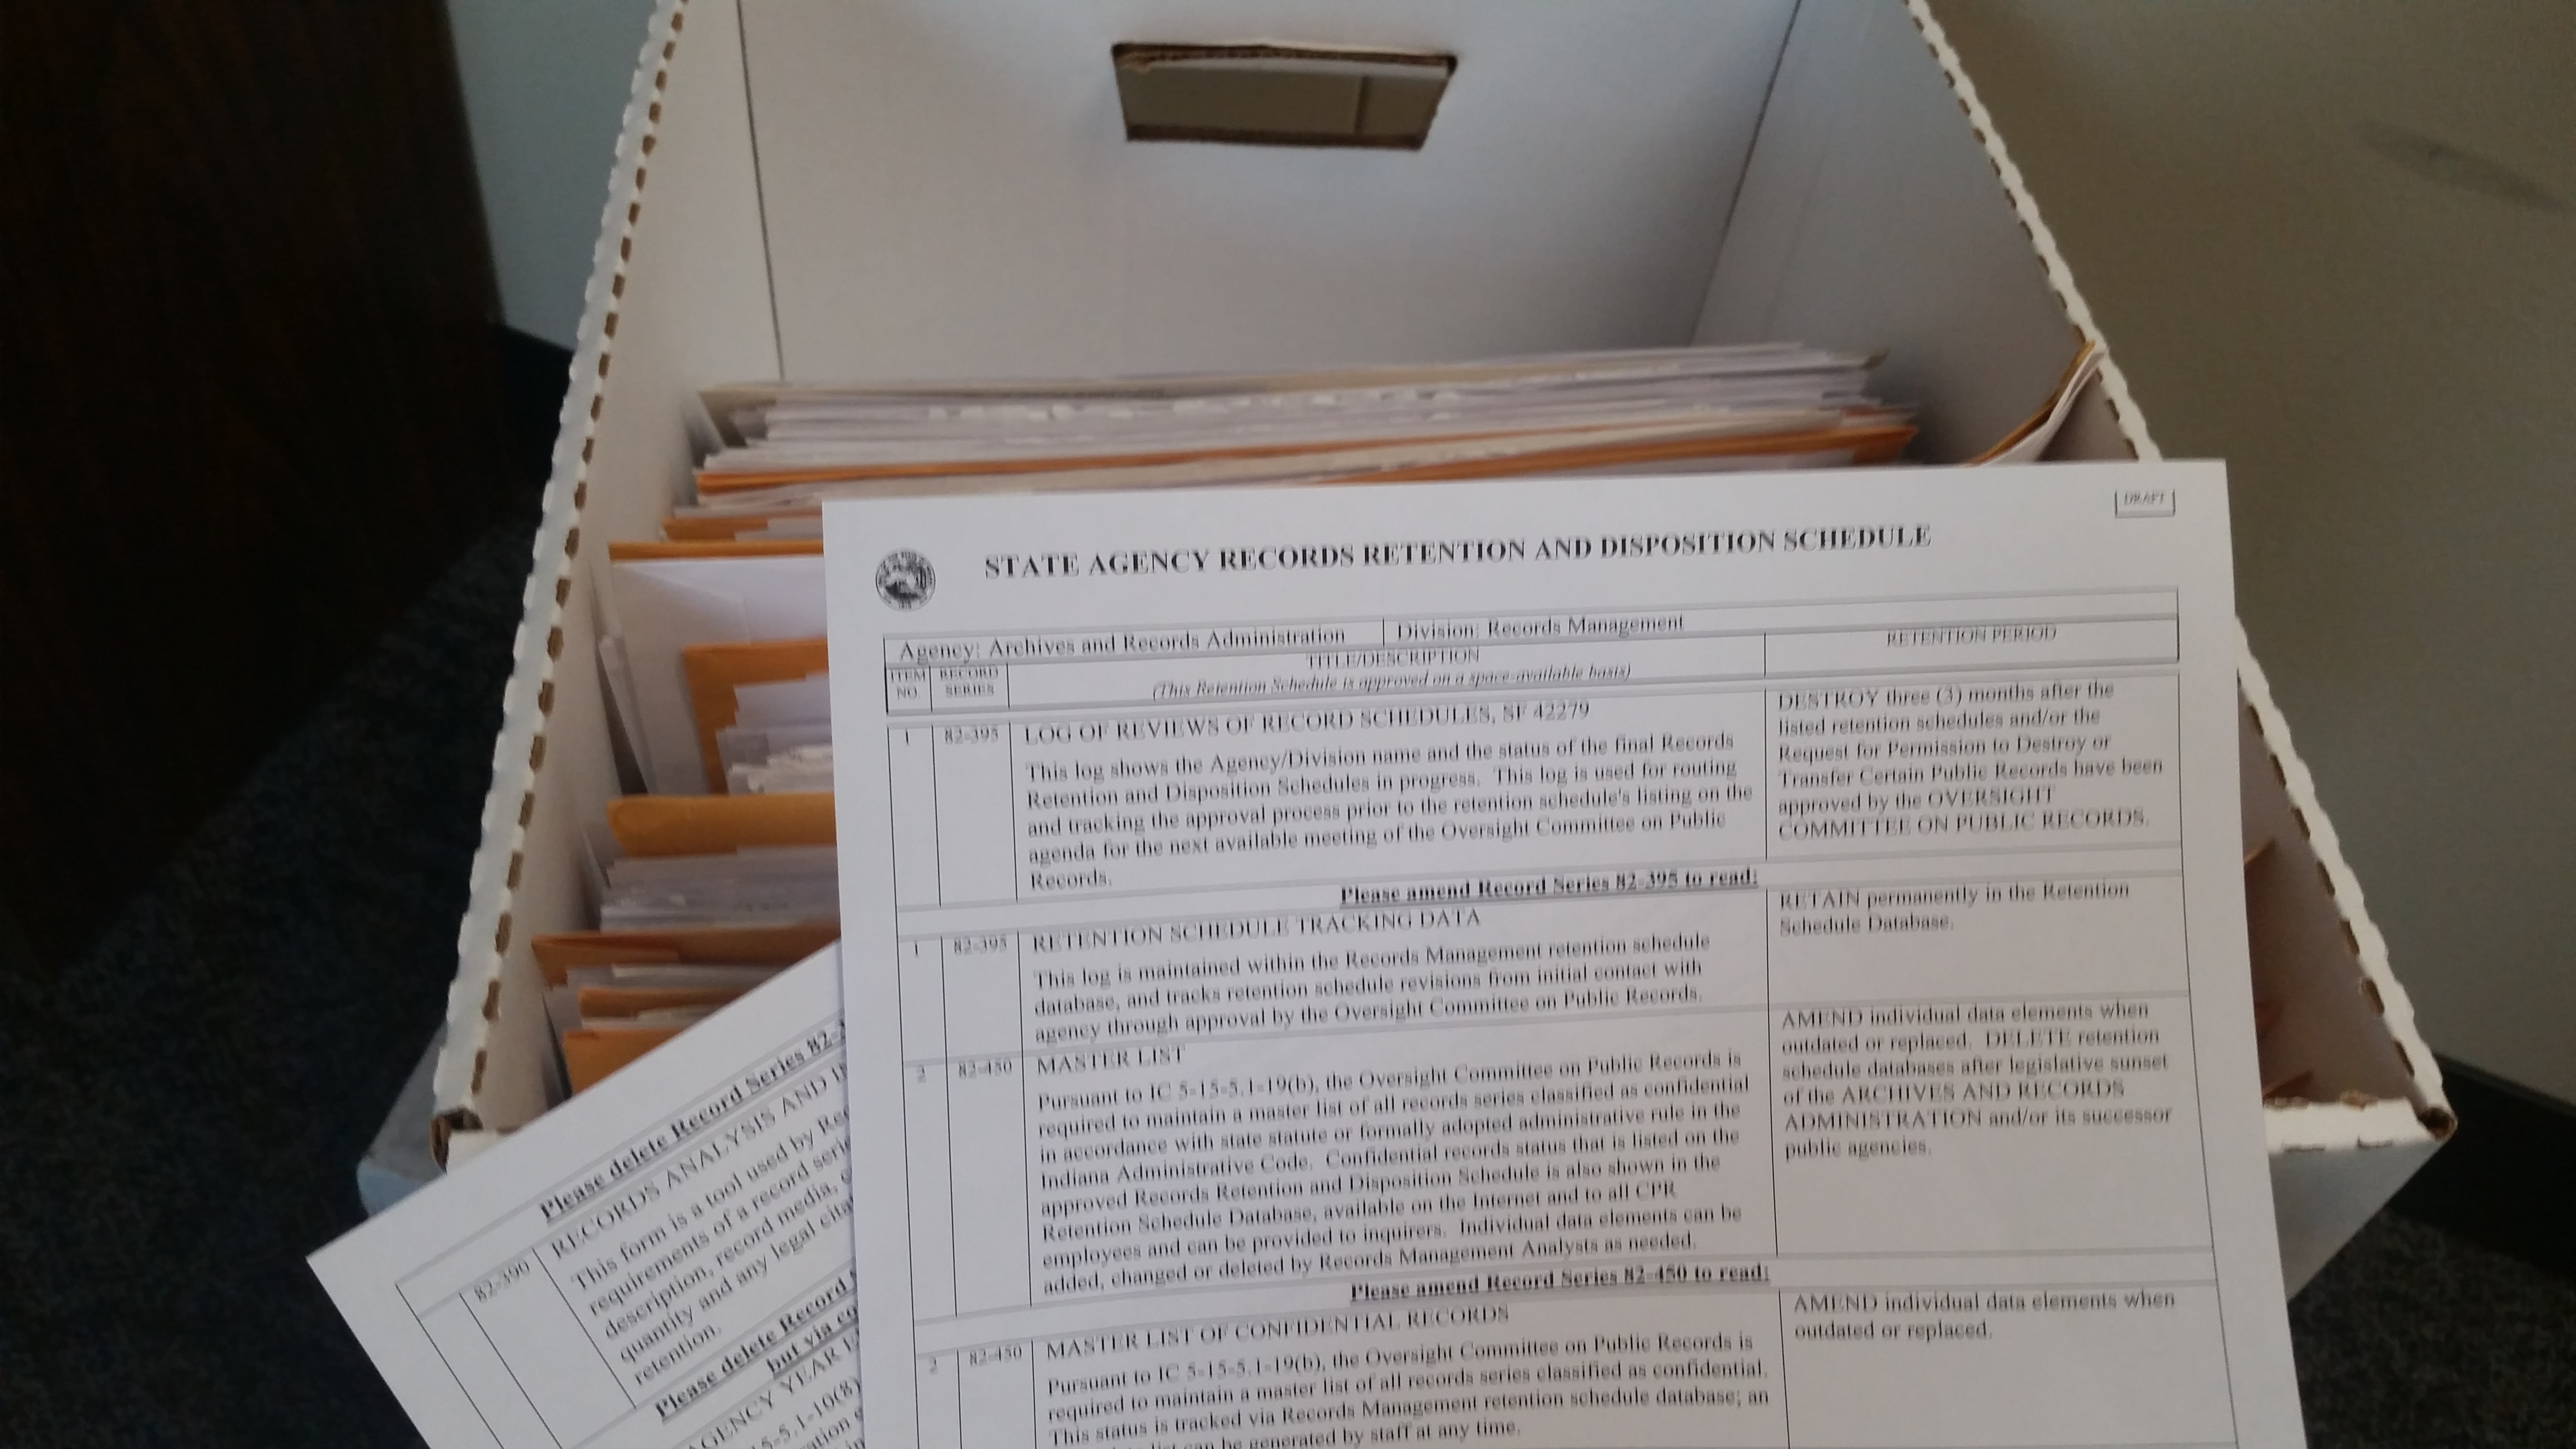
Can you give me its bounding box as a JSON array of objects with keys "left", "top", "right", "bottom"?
[{"left": 825, "top": 464, "right": 2306, "bottom": 1449}]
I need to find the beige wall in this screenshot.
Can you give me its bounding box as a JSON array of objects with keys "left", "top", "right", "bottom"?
[
  {"left": 446, "top": 0, "right": 658, "bottom": 347},
  {"left": 1935, "top": 1, "right": 2576, "bottom": 1100}
]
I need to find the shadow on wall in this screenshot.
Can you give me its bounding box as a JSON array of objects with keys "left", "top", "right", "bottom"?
[{"left": 1930, "top": 0, "right": 2576, "bottom": 1104}]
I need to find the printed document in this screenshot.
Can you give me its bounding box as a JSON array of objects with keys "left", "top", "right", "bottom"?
[
  {"left": 825, "top": 464, "right": 2303, "bottom": 1449},
  {"left": 310, "top": 950, "right": 858, "bottom": 1449}
]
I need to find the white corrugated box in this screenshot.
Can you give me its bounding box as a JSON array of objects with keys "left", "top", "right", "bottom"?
[{"left": 428, "top": 0, "right": 2450, "bottom": 1293}]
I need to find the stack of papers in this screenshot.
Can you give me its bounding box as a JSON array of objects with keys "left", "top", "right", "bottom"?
[
  {"left": 315, "top": 460, "right": 2310, "bottom": 1449},
  {"left": 679, "top": 343, "right": 1910, "bottom": 541},
  {"left": 592, "top": 794, "right": 835, "bottom": 924},
  {"left": 576, "top": 344, "right": 1916, "bottom": 1076},
  {"left": 620, "top": 345, "right": 1910, "bottom": 783},
  {"left": 531, "top": 793, "right": 839, "bottom": 1092},
  {"left": 531, "top": 923, "right": 836, "bottom": 1093},
  {"left": 602, "top": 543, "right": 825, "bottom": 796}
]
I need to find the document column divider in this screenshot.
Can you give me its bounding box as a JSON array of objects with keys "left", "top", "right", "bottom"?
[
  {"left": 1774, "top": 1291, "right": 1792, "bottom": 1449},
  {"left": 538, "top": 1252, "right": 633, "bottom": 1412},
  {"left": 1760, "top": 668, "right": 1787, "bottom": 1441},
  {"left": 461, "top": 1304, "right": 562, "bottom": 1449},
  {"left": 1760, "top": 676, "right": 1780, "bottom": 1259},
  {"left": 941, "top": 942, "right": 962, "bottom": 1311},
  {"left": 929, "top": 730, "right": 947, "bottom": 904},
  {"left": 1018, "top": 931, "right": 1035, "bottom": 1307}
]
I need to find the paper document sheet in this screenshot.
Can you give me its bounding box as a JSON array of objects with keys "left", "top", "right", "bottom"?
[
  {"left": 824, "top": 465, "right": 2302, "bottom": 1448},
  {"left": 310, "top": 950, "right": 857, "bottom": 1449}
]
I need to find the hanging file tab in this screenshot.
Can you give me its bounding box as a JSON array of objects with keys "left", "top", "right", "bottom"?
[{"left": 1113, "top": 42, "right": 1456, "bottom": 149}]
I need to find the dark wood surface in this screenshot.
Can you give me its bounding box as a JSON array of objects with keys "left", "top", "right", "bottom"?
[{"left": 0, "top": 2, "right": 519, "bottom": 964}]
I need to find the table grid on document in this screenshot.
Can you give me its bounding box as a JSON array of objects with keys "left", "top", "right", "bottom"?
[
  {"left": 881, "top": 592, "right": 2230, "bottom": 1448},
  {"left": 392, "top": 1019, "right": 849, "bottom": 1449}
]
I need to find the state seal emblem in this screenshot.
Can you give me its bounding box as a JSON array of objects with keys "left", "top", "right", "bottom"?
[{"left": 875, "top": 550, "right": 935, "bottom": 610}]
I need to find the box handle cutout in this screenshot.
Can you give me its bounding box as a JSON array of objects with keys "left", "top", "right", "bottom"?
[{"left": 1113, "top": 43, "right": 1454, "bottom": 150}]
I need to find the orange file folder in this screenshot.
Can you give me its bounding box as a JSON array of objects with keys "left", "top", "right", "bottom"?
[
  {"left": 680, "top": 636, "right": 829, "bottom": 792},
  {"left": 603, "top": 791, "right": 834, "bottom": 858}
]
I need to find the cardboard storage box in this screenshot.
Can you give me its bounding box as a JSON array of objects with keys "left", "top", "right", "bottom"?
[{"left": 429, "top": 0, "right": 2450, "bottom": 1292}]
